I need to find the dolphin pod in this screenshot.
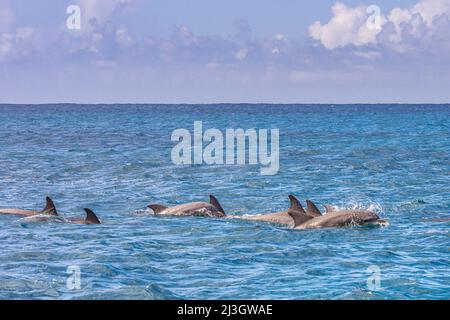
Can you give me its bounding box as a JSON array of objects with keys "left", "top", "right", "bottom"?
[
  {"left": 232, "top": 195, "right": 387, "bottom": 229},
  {"left": 0, "top": 194, "right": 388, "bottom": 229},
  {"left": 284, "top": 195, "right": 388, "bottom": 229},
  {"left": 0, "top": 197, "right": 101, "bottom": 225},
  {"left": 145, "top": 194, "right": 387, "bottom": 229},
  {"left": 148, "top": 195, "right": 226, "bottom": 217},
  {"left": 239, "top": 195, "right": 321, "bottom": 226}
]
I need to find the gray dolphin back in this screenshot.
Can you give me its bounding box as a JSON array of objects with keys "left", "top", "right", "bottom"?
[{"left": 148, "top": 204, "right": 168, "bottom": 214}]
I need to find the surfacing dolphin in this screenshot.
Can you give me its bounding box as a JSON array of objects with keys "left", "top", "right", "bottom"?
[
  {"left": 288, "top": 200, "right": 388, "bottom": 229},
  {"left": 65, "top": 209, "right": 101, "bottom": 224},
  {"left": 23, "top": 208, "right": 101, "bottom": 225},
  {"left": 148, "top": 195, "right": 226, "bottom": 217},
  {"left": 240, "top": 195, "right": 318, "bottom": 226},
  {"left": 0, "top": 197, "right": 58, "bottom": 217}
]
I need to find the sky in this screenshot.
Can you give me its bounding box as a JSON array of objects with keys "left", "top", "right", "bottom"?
[{"left": 1, "top": 0, "right": 450, "bottom": 104}]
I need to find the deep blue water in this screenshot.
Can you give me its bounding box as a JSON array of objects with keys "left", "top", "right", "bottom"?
[{"left": 0, "top": 104, "right": 448, "bottom": 299}]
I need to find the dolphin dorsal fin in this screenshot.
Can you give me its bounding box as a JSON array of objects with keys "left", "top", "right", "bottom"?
[
  {"left": 288, "top": 195, "right": 306, "bottom": 214},
  {"left": 324, "top": 205, "right": 335, "bottom": 213},
  {"left": 41, "top": 197, "right": 58, "bottom": 216},
  {"left": 84, "top": 208, "right": 101, "bottom": 224},
  {"left": 287, "top": 195, "right": 313, "bottom": 227},
  {"left": 209, "top": 195, "right": 225, "bottom": 214},
  {"left": 148, "top": 204, "right": 168, "bottom": 214},
  {"left": 288, "top": 208, "right": 312, "bottom": 228},
  {"left": 306, "top": 200, "right": 322, "bottom": 217}
]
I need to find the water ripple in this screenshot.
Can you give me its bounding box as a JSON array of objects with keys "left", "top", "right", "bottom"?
[{"left": 0, "top": 104, "right": 449, "bottom": 299}]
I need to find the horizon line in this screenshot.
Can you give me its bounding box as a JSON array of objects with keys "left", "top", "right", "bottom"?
[{"left": 0, "top": 102, "right": 449, "bottom": 106}]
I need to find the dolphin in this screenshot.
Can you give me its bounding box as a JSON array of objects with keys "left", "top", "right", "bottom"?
[
  {"left": 64, "top": 208, "right": 102, "bottom": 224},
  {"left": 241, "top": 195, "right": 319, "bottom": 226},
  {"left": 148, "top": 195, "right": 226, "bottom": 217},
  {"left": 288, "top": 200, "right": 388, "bottom": 229},
  {"left": 0, "top": 197, "right": 58, "bottom": 217},
  {"left": 23, "top": 208, "right": 101, "bottom": 225}
]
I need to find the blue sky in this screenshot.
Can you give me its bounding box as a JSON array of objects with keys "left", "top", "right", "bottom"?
[{"left": 1, "top": 0, "right": 449, "bottom": 103}]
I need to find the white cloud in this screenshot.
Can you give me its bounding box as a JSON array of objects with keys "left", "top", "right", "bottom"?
[
  {"left": 309, "top": 2, "right": 381, "bottom": 49},
  {"left": 0, "top": 4, "right": 15, "bottom": 62},
  {"left": 413, "top": 0, "right": 450, "bottom": 26},
  {"left": 75, "top": 0, "right": 135, "bottom": 32},
  {"left": 309, "top": 0, "right": 450, "bottom": 52},
  {"left": 235, "top": 48, "right": 248, "bottom": 61},
  {"left": 171, "top": 25, "right": 198, "bottom": 46},
  {"left": 271, "top": 48, "right": 281, "bottom": 54},
  {"left": 386, "top": 8, "right": 412, "bottom": 43},
  {"left": 270, "top": 33, "right": 288, "bottom": 55},
  {"left": 0, "top": 27, "right": 36, "bottom": 63},
  {"left": 274, "top": 34, "right": 287, "bottom": 41},
  {"left": 115, "top": 27, "right": 134, "bottom": 49},
  {"left": 0, "top": 33, "right": 14, "bottom": 60},
  {"left": 0, "top": 4, "right": 40, "bottom": 63}
]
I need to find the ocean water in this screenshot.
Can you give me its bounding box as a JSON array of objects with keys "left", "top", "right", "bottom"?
[{"left": 0, "top": 104, "right": 448, "bottom": 300}]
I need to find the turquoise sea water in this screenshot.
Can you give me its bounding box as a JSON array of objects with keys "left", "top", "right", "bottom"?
[{"left": 0, "top": 104, "right": 448, "bottom": 299}]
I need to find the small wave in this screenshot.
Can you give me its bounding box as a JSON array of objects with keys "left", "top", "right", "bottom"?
[
  {"left": 399, "top": 199, "right": 428, "bottom": 208},
  {"left": 327, "top": 201, "right": 384, "bottom": 214},
  {"left": 424, "top": 229, "right": 448, "bottom": 234},
  {"left": 131, "top": 208, "right": 154, "bottom": 216}
]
